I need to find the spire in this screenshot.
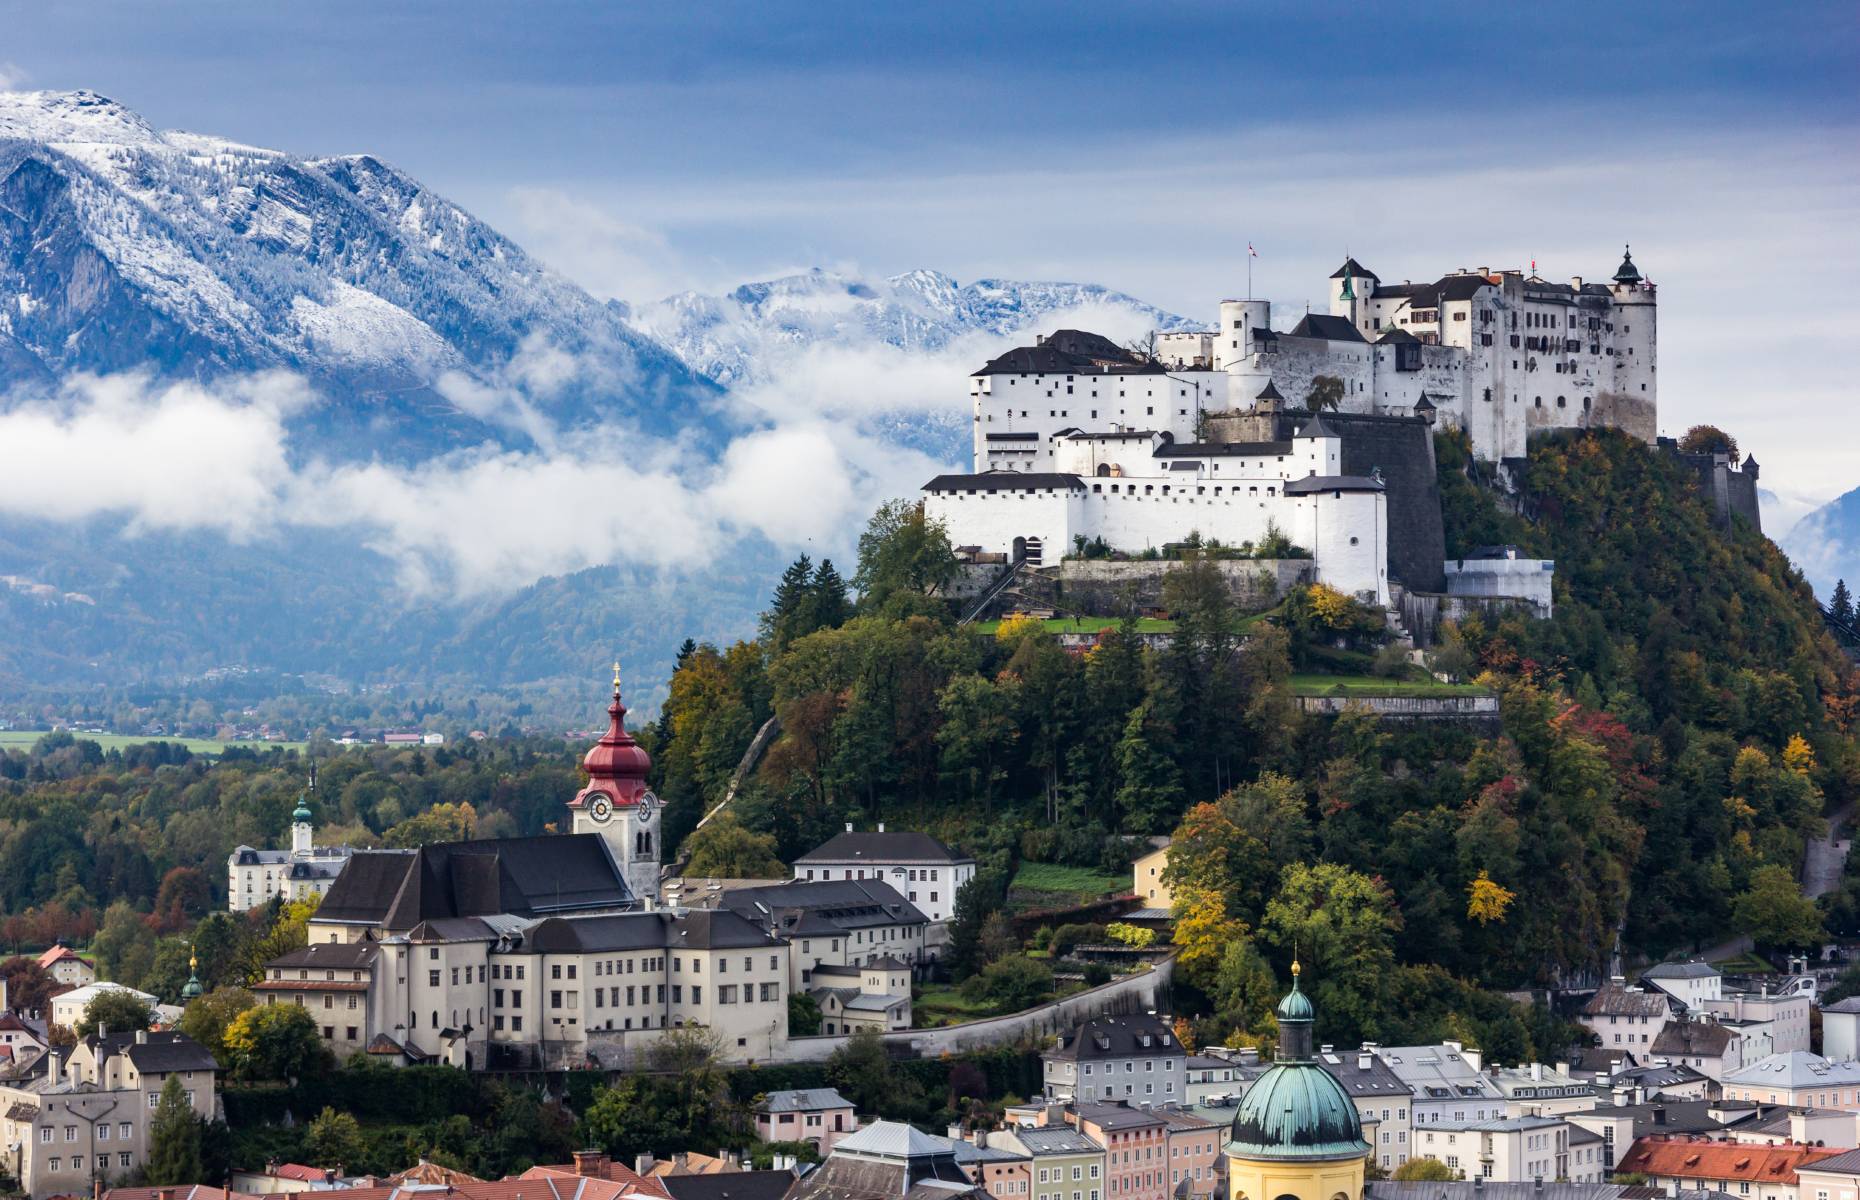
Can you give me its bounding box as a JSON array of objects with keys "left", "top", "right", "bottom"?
[
  {"left": 181, "top": 947, "right": 203, "bottom": 1000},
  {"left": 1339, "top": 272, "right": 1355, "bottom": 302},
  {"left": 1613, "top": 244, "right": 1642, "bottom": 285},
  {"left": 1275, "top": 959, "right": 1316, "bottom": 1062},
  {"left": 581, "top": 661, "right": 652, "bottom": 800}
]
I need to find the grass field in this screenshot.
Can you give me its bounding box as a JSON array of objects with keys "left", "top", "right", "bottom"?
[
  {"left": 1288, "top": 674, "right": 1491, "bottom": 699},
  {"left": 913, "top": 976, "right": 1092, "bottom": 1028},
  {"left": 0, "top": 730, "right": 307, "bottom": 755},
  {"left": 1010, "top": 862, "right": 1129, "bottom": 898}
]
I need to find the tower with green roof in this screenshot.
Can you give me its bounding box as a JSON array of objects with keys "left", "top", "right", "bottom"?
[{"left": 1224, "top": 961, "right": 1370, "bottom": 1200}]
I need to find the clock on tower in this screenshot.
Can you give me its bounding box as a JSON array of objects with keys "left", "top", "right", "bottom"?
[{"left": 569, "top": 662, "right": 659, "bottom": 903}]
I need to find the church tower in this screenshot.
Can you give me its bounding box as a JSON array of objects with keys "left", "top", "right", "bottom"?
[
  {"left": 569, "top": 664, "right": 661, "bottom": 905},
  {"left": 290, "top": 764, "right": 315, "bottom": 858}
]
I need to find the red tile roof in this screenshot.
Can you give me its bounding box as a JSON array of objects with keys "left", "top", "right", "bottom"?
[
  {"left": 1621, "top": 1137, "right": 1839, "bottom": 1185},
  {"left": 35, "top": 946, "right": 88, "bottom": 970}
]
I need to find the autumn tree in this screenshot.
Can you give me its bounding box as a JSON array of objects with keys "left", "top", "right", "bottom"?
[
  {"left": 146, "top": 1074, "right": 204, "bottom": 1185},
  {"left": 1678, "top": 424, "right": 1740, "bottom": 461},
  {"left": 681, "top": 811, "right": 784, "bottom": 878}
]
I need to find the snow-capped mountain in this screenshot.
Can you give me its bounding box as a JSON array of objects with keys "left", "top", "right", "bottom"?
[
  {"left": 636, "top": 267, "right": 1198, "bottom": 388},
  {"left": 0, "top": 90, "right": 715, "bottom": 458},
  {"left": 1781, "top": 483, "right": 1860, "bottom": 602}
]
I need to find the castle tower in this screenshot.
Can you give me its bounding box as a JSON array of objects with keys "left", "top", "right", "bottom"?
[
  {"left": 569, "top": 664, "right": 660, "bottom": 904},
  {"left": 1329, "top": 258, "right": 1377, "bottom": 328},
  {"left": 1605, "top": 245, "right": 1658, "bottom": 441},
  {"left": 1225, "top": 962, "right": 1370, "bottom": 1200}
]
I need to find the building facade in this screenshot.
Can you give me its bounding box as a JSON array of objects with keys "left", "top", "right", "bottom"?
[
  {"left": 1042, "top": 1014, "right": 1187, "bottom": 1104},
  {"left": 227, "top": 777, "right": 354, "bottom": 912},
  {"left": 792, "top": 827, "right": 976, "bottom": 926}
]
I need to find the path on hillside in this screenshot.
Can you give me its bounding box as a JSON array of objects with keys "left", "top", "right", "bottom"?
[{"left": 1804, "top": 802, "right": 1856, "bottom": 900}]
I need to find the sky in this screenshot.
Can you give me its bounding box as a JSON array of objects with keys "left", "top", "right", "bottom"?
[{"left": 2, "top": 0, "right": 1857, "bottom": 522}]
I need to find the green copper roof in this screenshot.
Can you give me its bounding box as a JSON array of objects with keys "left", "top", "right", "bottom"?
[
  {"left": 293, "top": 793, "right": 312, "bottom": 822},
  {"left": 1277, "top": 979, "right": 1315, "bottom": 1023},
  {"left": 181, "top": 972, "right": 203, "bottom": 1000},
  {"left": 1227, "top": 966, "right": 1368, "bottom": 1163}
]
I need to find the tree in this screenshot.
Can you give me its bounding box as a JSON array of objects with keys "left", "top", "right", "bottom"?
[
  {"left": 788, "top": 992, "right": 822, "bottom": 1037},
  {"left": 76, "top": 988, "right": 153, "bottom": 1038},
  {"left": 180, "top": 986, "right": 257, "bottom": 1064},
  {"left": 91, "top": 900, "right": 155, "bottom": 990},
  {"left": 383, "top": 801, "right": 478, "bottom": 848},
  {"left": 1678, "top": 424, "right": 1740, "bottom": 462},
  {"left": 960, "top": 955, "right": 1054, "bottom": 1009},
  {"left": 146, "top": 1074, "right": 204, "bottom": 1185},
  {"left": 853, "top": 499, "right": 959, "bottom": 615},
  {"left": 1732, "top": 864, "right": 1823, "bottom": 949},
  {"left": 580, "top": 1076, "right": 677, "bottom": 1160},
  {"left": 1260, "top": 863, "right": 1402, "bottom": 1042},
  {"left": 223, "top": 1003, "right": 330, "bottom": 1081},
  {"left": 1466, "top": 871, "right": 1517, "bottom": 925},
  {"left": 1833, "top": 579, "right": 1855, "bottom": 627},
  {"left": 1393, "top": 1158, "right": 1457, "bottom": 1182},
  {"left": 1304, "top": 375, "right": 1345, "bottom": 412},
  {"left": 0, "top": 958, "right": 55, "bottom": 1014},
  {"left": 946, "top": 870, "right": 1009, "bottom": 980},
  {"left": 152, "top": 867, "right": 212, "bottom": 932},
  {"left": 682, "top": 812, "right": 785, "bottom": 878},
  {"left": 826, "top": 1028, "right": 925, "bottom": 1116},
  {"left": 306, "top": 1106, "right": 365, "bottom": 1170}
]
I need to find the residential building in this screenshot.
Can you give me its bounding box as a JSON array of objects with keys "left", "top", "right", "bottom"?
[
  {"left": 1488, "top": 1062, "right": 1600, "bottom": 1118},
  {"left": 1706, "top": 992, "right": 1813, "bottom": 1057},
  {"left": 1652, "top": 1017, "right": 1765, "bottom": 1083},
  {"left": 1581, "top": 981, "right": 1677, "bottom": 1053},
  {"left": 34, "top": 946, "right": 95, "bottom": 988},
  {"left": 1377, "top": 1042, "right": 1507, "bottom": 1127},
  {"left": 697, "top": 881, "right": 930, "bottom": 985},
  {"left": 1617, "top": 1137, "right": 1838, "bottom": 1200},
  {"left": 0, "top": 1030, "right": 219, "bottom": 1200},
  {"left": 1151, "top": 1108, "right": 1223, "bottom": 1200},
  {"left": 1606, "top": 1062, "right": 1714, "bottom": 1101},
  {"left": 1723, "top": 1054, "right": 1860, "bottom": 1110},
  {"left": 992, "top": 1125, "right": 1102, "bottom": 1200},
  {"left": 1641, "top": 962, "right": 1724, "bottom": 1013},
  {"left": 755, "top": 1088, "right": 859, "bottom": 1155},
  {"left": 0, "top": 1012, "right": 47, "bottom": 1066},
  {"left": 787, "top": 1121, "right": 989, "bottom": 1200},
  {"left": 1315, "top": 1044, "right": 1413, "bottom": 1172},
  {"left": 808, "top": 960, "right": 911, "bottom": 1034},
  {"left": 1824, "top": 999, "right": 1860, "bottom": 1063},
  {"left": 252, "top": 942, "right": 379, "bottom": 1060},
  {"left": 1184, "top": 1054, "right": 1247, "bottom": 1106},
  {"left": 1132, "top": 841, "right": 1172, "bottom": 910},
  {"left": 1566, "top": 1099, "right": 1729, "bottom": 1169},
  {"left": 792, "top": 826, "right": 976, "bottom": 925},
  {"left": 1410, "top": 1116, "right": 1586, "bottom": 1184},
  {"left": 1042, "top": 1014, "right": 1186, "bottom": 1103},
  {"left": 1793, "top": 1148, "right": 1860, "bottom": 1200},
  {"left": 1067, "top": 1104, "right": 1170, "bottom": 1200},
  {"left": 1727, "top": 1108, "right": 1860, "bottom": 1147},
  {"left": 949, "top": 1136, "right": 1032, "bottom": 1200}
]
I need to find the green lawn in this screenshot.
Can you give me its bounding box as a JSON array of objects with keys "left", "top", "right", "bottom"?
[
  {"left": 0, "top": 730, "right": 307, "bottom": 755},
  {"left": 1010, "top": 862, "right": 1129, "bottom": 897},
  {"left": 914, "top": 977, "right": 1094, "bottom": 1027},
  {"left": 1288, "top": 674, "right": 1491, "bottom": 699}
]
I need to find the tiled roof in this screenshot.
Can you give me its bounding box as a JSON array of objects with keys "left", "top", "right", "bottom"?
[
  {"left": 760, "top": 1087, "right": 854, "bottom": 1113},
  {"left": 1046, "top": 1014, "right": 1181, "bottom": 1063},
  {"left": 1619, "top": 1137, "right": 1838, "bottom": 1184},
  {"left": 1643, "top": 961, "right": 1721, "bottom": 981},
  {"left": 1583, "top": 984, "right": 1671, "bottom": 1018}
]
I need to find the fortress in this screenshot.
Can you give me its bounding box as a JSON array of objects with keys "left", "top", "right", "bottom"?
[{"left": 923, "top": 250, "right": 1656, "bottom": 600}]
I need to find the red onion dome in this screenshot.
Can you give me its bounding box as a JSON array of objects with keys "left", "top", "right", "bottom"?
[{"left": 578, "top": 664, "right": 652, "bottom": 803}]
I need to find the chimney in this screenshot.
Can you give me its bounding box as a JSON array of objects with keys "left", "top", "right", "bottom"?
[
  {"left": 93, "top": 1178, "right": 103, "bottom": 1200},
  {"left": 675, "top": 1153, "right": 690, "bottom": 1172},
  {"left": 877, "top": 822, "right": 885, "bottom": 833},
  {"left": 1045, "top": 1103, "right": 1066, "bottom": 1128},
  {"left": 573, "top": 1150, "right": 609, "bottom": 1178},
  {"left": 635, "top": 1155, "right": 655, "bottom": 1177},
  {"left": 845, "top": 822, "right": 853, "bottom": 833},
  {"left": 1653, "top": 1105, "right": 1667, "bottom": 1126},
  {"left": 1531, "top": 1063, "right": 1544, "bottom": 1081},
  {"left": 1358, "top": 1054, "right": 1372, "bottom": 1070},
  {"left": 1463, "top": 1047, "right": 1483, "bottom": 1072},
  {"left": 136, "top": 1029, "right": 148, "bottom": 1044},
  {"left": 1570, "top": 277, "right": 1584, "bottom": 291}
]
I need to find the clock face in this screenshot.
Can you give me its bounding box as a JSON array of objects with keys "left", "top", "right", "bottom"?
[
  {"left": 589, "top": 797, "right": 613, "bottom": 823},
  {"left": 638, "top": 790, "right": 657, "bottom": 819}
]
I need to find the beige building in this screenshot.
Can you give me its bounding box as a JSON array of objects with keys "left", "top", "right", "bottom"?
[
  {"left": 35, "top": 947, "right": 95, "bottom": 989},
  {"left": 226, "top": 780, "right": 352, "bottom": 912},
  {"left": 1133, "top": 841, "right": 1173, "bottom": 909},
  {"left": 48, "top": 983, "right": 158, "bottom": 1034},
  {"left": 1723, "top": 1053, "right": 1860, "bottom": 1109},
  {"left": 0, "top": 1031, "right": 219, "bottom": 1200}
]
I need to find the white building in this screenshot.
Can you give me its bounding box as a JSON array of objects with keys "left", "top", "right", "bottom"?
[
  {"left": 1410, "top": 1116, "right": 1592, "bottom": 1184},
  {"left": 34, "top": 947, "right": 94, "bottom": 988},
  {"left": 226, "top": 773, "right": 354, "bottom": 912},
  {"left": 1706, "top": 989, "right": 1812, "bottom": 1057},
  {"left": 1376, "top": 1042, "right": 1507, "bottom": 1127},
  {"left": 1486, "top": 1062, "right": 1595, "bottom": 1117},
  {"left": 1822, "top": 997, "right": 1860, "bottom": 1062},
  {"left": 925, "top": 412, "right": 1391, "bottom": 603},
  {"left": 792, "top": 826, "right": 975, "bottom": 926},
  {"left": 1640, "top": 961, "right": 1723, "bottom": 1012},
  {"left": 48, "top": 983, "right": 158, "bottom": 1034}
]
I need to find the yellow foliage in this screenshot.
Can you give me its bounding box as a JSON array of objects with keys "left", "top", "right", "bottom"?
[
  {"left": 1466, "top": 871, "right": 1516, "bottom": 925},
  {"left": 1171, "top": 886, "right": 1248, "bottom": 978},
  {"left": 1783, "top": 734, "right": 1817, "bottom": 777},
  {"left": 1173, "top": 1016, "right": 1198, "bottom": 1054},
  {"left": 1307, "top": 583, "right": 1354, "bottom": 628},
  {"left": 995, "top": 614, "right": 1045, "bottom": 644},
  {"left": 1723, "top": 795, "right": 1757, "bottom": 825}
]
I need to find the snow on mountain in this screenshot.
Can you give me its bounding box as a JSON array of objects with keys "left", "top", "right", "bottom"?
[
  {"left": 636, "top": 266, "right": 1198, "bottom": 388},
  {"left": 1781, "top": 483, "right": 1860, "bottom": 602},
  {"left": 0, "top": 90, "right": 714, "bottom": 458}
]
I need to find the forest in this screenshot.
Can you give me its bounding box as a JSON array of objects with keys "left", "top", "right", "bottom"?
[{"left": 1, "top": 428, "right": 1857, "bottom": 1060}]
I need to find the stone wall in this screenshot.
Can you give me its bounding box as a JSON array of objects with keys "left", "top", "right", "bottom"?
[
  {"left": 1297, "top": 694, "right": 1499, "bottom": 725},
  {"left": 1039, "top": 559, "right": 1310, "bottom": 614},
  {"left": 780, "top": 954, "right": 1176, "bottom": 1063},
  {"left": 1397, "top": 590, "right": 1548, "bottom": 648}
]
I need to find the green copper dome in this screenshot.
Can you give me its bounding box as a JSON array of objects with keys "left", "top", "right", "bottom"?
[
  {"left": 1228, "top": 964, "right": 1369, "bottom": 1163},
  {"left": 293, "top": 793, "right": 313, "bottom": 823}
]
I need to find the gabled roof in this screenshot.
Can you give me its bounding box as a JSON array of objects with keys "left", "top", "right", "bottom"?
[
  {"left": 1375, "top": 326, "right": 1420, "bottom": 344},
  {"left": 976, "top": 329, "right": 1166, "bottom": 377},
  {"left": 796, "top": 831, "right": 974, "bottom": 866},
  {"left": 1287, "top": 313, "right": 1366, "bottom": 342},
  {"left": 1583, "top": 983, "right": 1672, "bottom": 1018},
  {"left": 1651, "top": 1021, "right": 1734, "bottom": 1058},
  {"left": 1330, "top": 258, "right": 1378, "bottom": 281},
  {"left": 1723, "top": 1051, "right": 1860, "bottom": 1089},
  {"left": 923, "top": 473, "right": 1085, "bottom": 494},
  {"left": 1045, "top": 1013, "right": 1180, "bottom": 1063},
  {"left": 1644, "top": 961, "right": 1721, "bottom": 981},
  {"left": 35, "top": 945, "right": 89, "bottom": 970},
  {"left": 89, "top": 1030, "right": 218, "bottom": 1075},
  {"left": 264, "top": 942, "right": 379, "bottom": 970},
  {"left": 760, "top": 1087, "right": 854, "bottom": 1113},
  {"left": 1620, "top": 1138, "right": 1837, "bottom": 1184},
  {"left": 314, "top": 835, "right": 633, "bottom": 930}
]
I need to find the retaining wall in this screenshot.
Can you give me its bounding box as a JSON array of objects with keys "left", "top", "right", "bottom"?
[{"left": 1297, "top": 694, "right": 1499, "bottom": 724}]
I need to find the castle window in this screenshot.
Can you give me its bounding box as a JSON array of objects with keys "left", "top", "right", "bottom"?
[
  {"left": 1351, "top": 537, "right": 1360, "bottom": 545},
  {"left": 1557, "top": 397, "right": 1566, "bottom": 408}
]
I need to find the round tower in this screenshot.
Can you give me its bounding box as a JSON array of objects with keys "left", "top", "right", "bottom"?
[
  {"left": 1225, "top": 962, "right": 1370, "bottom": 1200},
  {"left": 1217, "top": 299, "right": 1272, "bottom": 372},
  {"left": 1606, "top": 245, "right": 1657, "bottom": 441},
  {"left": 290, "top": 793, "right": 314, "bottom": 857}
]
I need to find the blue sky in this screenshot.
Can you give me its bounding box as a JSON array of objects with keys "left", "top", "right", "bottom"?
[{"left": 3, "top": 0, "right": 1857, "bottom": 507}]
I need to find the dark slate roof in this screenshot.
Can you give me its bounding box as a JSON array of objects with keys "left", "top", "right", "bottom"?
[
  {"left": 1583, "top": 984, "right": 1673, "bottom": 1018},
  {"left": 1284, "top": 474, "right": 1384, "bottom": 495},
  {"left": 1073, "top": 1101, "right": 1167, "bottom": 1131},
  {"left": 1375, "top": 326, "right": 1420, "bottom": 344},
  {"left": 1046, "top": 1013, "right": 1182, "bottom": 1063},
  {"left": 671, "top": 909, "right": 786, "bottom": 950},
  {"left": 796, "top": 831, "right": 973, "bottom": 865},
  {"left": 264, "top": 942, "right": 379, "bottom": 970},
  {"left": 1575, "top": 1099, "right": 1724, "bottom": 1139},
  {"left": 528, "top": 913, "right": 672, "bottom": 954},
  {"left": 715, "top": 879, "right": 929, "bottom": 934},
  {"left": 1802, "top": 1148, "right": 1860, "bottom": 1175},
  {"left": 1643, "top": 961, "right": 1720, "bottom": 981},
  {"left": 1330, "top": 258, "right": 1378, "bottom": 281},
  {"left": 923, "top": 473, "right": 1085, "bottom": 494},
  {"left": 660, "top": 1172, "right": 795, "bottom": 1200},
  {"left": 315, "top": 835, "right": 633, "bottom": 930},
  {"left": 976, "top": 329, "right": 1166, "bottom": 377},
  {"left": 1315, "top": 1048, "right": 1411, "bottom": 1098},
  {"left": 1287, "top": 313, "right": 1366, "bottom": 342},
  {"left": 1821, "top": 997, "right": 1860, "bottom": 1015},
  {"left": 1299, "top": 412, "right": 1338, "bottom": 439},
  {"left": 1651, "top": 1021, "right": 1734, "bottom": 1058},
  {"left": 1255, "top": 380, "right": 1285, "bottom": 401},
  {"left": 90, "top": 1030, "right": 217, "bottom": 1075},
  {"left": 985, "top": 432, "right": 1040, "bottom": 442},
  {"left": 1152, "top": 441, "right": 1292, "bottom": 457}
]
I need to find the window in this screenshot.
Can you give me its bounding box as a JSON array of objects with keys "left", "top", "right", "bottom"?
[{"left": 428, "top": 970, "right": 441, "bottom": 987}]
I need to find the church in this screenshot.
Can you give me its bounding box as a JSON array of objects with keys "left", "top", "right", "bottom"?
[{"left": 256, "top": 669, "right": 793, "bottom": 1069}]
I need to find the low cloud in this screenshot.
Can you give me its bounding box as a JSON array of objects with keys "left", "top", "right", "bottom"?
[{"left": 0, "top": 63, "right": 28, "bottom": 92}]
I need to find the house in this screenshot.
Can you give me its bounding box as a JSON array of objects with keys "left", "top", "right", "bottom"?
[
  {"left": 1041, "top": 1014, "right": 1186, "bottom": 1103},
  {"left": 1487, "top": 1062, "right": 1595, "bottom": 1117},
  {"left": 756, "top": 1088, "right": 860, "bottom": 1154},
  {"left": 0, "top": 1011, "right": 48, "bottom": 1064},
  {"left": 1723, "top": 1054, "right": 1860, "bottom": 1109},
  {"left": 49, "top": 982, "right": 159, "bottom": 1033},
  {"left": 0, "top": 1030, "right": 219, "bottom": 1200},
  {"left": 1582, "top": 981, "right": 1677, "bottom": 1053},
  {"left": 700, "top": 879, "right": 931, "bottom": 985},
  {"left": 1824, "top": 999, "right": 1860, "bottom": 1063},
  {"left": 792, "top": 825, "right": 976, "bottom": 926},
  {"left": 230, "top": 1163, "right": 351, "bottom": 1193},
  {"left": 1725, "top": 1108, "right": 1860, "bottom": 1148},
  {"left": 1617, "top": 1136, "right": 1839, "bottom": 1200},
  {"left": 1706, "top": 991, "right": 1813, "bottom": 1057},
  {"left": 1132, "top": 840, "right": 1172, "bottom": 909},
  {"left": 35, "top": 946, "right": 95, "bottom": 988},
  {"left": 806, "top": 959, "right": 913, "bottom": 1034},
  {"left": 946, "top": 1133, "right": 1031, "bottom": 1200},
  {"left": 785, "top": 1121, "right": 990, "bottom": 1200},
  {"left": 1792, "top": 1148, "right": 1860, "bottom": 1200},
  {"left": 1642, "top": 963, "right": 1724, "bottom": 1013},
  {"left": 1315, "top": 1044, "right": 1415, "bottom": 1172},
  {"left": 1149, "top": 1107, "right": 1224, "bottom": 1200},
  {"left": 1606, "top": 1063, "right": 1714, "bottom": 1101},
  {"left": 1183, "top": 1053, "right": 1246, "bottom": 1106},
  {"left": 1066, "top": 1104, "right": 1171, "bottom": 1200},
  {"left": 1652, "top": 1018, "right": 1763, "bottom": 1083},
  {"left": 1376, "top": 1041, "right": 1508, "bottom": 1127},
  {"left": 1566, "top": 1099, "right": 1739, "bottom": 1169},
  {"left": 987, "top": 1125, "right": 1104, "bottom": 1200},
  {"left": 1409, "top": 1115, "right": 1592, "bottom": 1184}
]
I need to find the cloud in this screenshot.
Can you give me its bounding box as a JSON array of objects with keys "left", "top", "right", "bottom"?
[
  {"left": 504, "top": 187, "right": 703, "bottom": 307},
  {"left": 0, "top": 63, "right": 27, "bottom": 92}
]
